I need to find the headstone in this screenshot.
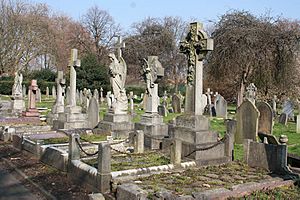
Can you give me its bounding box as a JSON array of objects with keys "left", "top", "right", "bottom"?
[
  {"left": 22, "top": 80, "right": 39, "bottom": 117},
  {"left": 79, "top": 90, "right": 83, "bottom": 104},
  {"left": 52, "top": 86, "right": 56, "bottom": 99},
  {"left": 282, "top": 99, "right": 294, "bottom": 119},
  {"left": 278, "top": 113, "right": 288, "bottom": 125},
  {"left": 158, "top": 105, "right": 168, "bottom": 117},
  {"left": 100, "top": 87, "right": 104, "bottom": 103},
  {"left": 106, "top": 91, "right": 112, "bottom": 109},
  {"left": 236, "top": 99, "right": 260, "bottom": 144},
  {"left": 46, "top": 87, "right": 49, "bottom": 98},
  {"left": 129, "top": 91, "right": 134, "bottom": 113},
  {"left": 94, "top": 89, "right": 99, "bottom": 103},
  {"left": 256, "top": 102, "right": 273, "bottom": 135},
  {"left": 87, "top": 96, "right": 99, "bottom": 128},
  {"left": 76, "top": 89, "right": 80, "bottom": 103},
  {"left": 237, "top": 71, "right": 247, "bottom": 107},
  {"left": 22, "top": 85, "right": 26, "bottom": 97},
  {"left": 272, "top": 95, "right": 277, "bottom": 114},
  {"left": 215, "top": 94, "right": 227, "bottom": 118},
  {"left": 36, "top": 88, "right": 41, "bottom": 103},
  {"left": 245, "top": 83, "right": 257, "bottom": 104},
  {"left": 171, "top": 94, "right": 182, "bottom": 113},
  {"left": 200, "top": 94, "right": 207, "bottom": 114},
  {"left": 68, "top": 49, "right": 80, "bottom": 108},
  {"left": 205, "top": 88, "right": 213, "bottom": 116},
  {"left": 66, "top": 86, "right": 71, "bottom": 106},
  {"left": 180, "top": 22, "right": 213, "bottom": 115}
]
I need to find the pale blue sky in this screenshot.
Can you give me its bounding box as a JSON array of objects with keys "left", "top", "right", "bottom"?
[{"left": 31, "top": 0, "right": 300, "bottom": 30}]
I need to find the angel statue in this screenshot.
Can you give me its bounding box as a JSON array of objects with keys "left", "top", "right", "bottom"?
[
  {"left": 108, "top": 53, "right": 128, "bottom": 114},
  {"left": 12, "top": 71, "right": 23, "bottom": 99}
]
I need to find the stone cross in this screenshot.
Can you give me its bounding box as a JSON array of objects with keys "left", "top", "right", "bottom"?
[
  {"left": 55, "top": 71, "right": 65, "bottom": 108},
  {"left": 100, "top": 87, "right": 104, "bottom": 102},
  {"left": 245, "top": 83, "right": 257, "bottom": 104},
  {"left": 272, "top": 95, "right": 277, "bottom": 113},
  {"left": 115, "top": 35, "right": 125, "bottom": 60},
  {"left": 68, "top": 49, "right": 81, "bottom": 107},
  {"left": 180, "top": 22, "right": 213, "bottom": 115},
  {"left": 205, "top": 88, "right": 213, "bottom": 117}
]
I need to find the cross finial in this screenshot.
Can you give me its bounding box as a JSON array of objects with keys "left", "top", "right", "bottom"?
[
  {"left": 69, "top": 49, "right": 81, "bottom": 68},
  {"left": 115, "top": 36, "right": 125, "bottom": 59}
]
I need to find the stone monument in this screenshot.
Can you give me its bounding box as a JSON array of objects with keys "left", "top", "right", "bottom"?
[
  {"left": 22, "top": 80, "right": 40, "bottom": 117},
  {"left": 53, "top": 49, "right": 88, "bottom": 129},
  {"left": 47, "top": 71, "right": 65, "bottom": 124},
  {"left": 96, "top": 36, "right": 133, "bottom": 137},
  {"left": 171, "top": 22, "right": 232, "bottom": 162},
  {"left": 135, "top": 56, "right": 168, "bottom": 149},
  {"left": 245, "top": 83, "right": 257, "bottom": 104},
  {"left": 11, "top": 71, "right": 25, "bottom": 114}
]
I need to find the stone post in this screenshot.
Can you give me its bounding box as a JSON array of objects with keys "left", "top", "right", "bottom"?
[
  {"left": 170, "top": 139, "right": 182, "bottom": 166},
  {"left": 134, "top": 130, "right": 144, "bottom": 154},
  {"left": 97, "top": 142, "right": 112, "bottom": 193},
  {"left": 100, "top": 87, "right": 104, "bottom": 103},
  {"left": 69, "top": 133, "right": 80, "bottom": 160}
]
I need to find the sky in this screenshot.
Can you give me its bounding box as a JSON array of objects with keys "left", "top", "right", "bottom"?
[{"left": 31, "top": 0, "right": 300, "bottom": 30}]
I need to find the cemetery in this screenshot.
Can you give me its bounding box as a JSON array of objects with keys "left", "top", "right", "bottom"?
[{"left": 1, "top": 1, "right": 300, "bottom": 200}]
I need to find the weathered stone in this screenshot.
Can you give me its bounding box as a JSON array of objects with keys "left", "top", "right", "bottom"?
[
  {"left": 278, "top": 113, "right": 288, "bottom": 125},
  {"left": 256, "top": 102, "right": 273, "bottom": 135},
  {"left": 172, "top": 94, "right": 182, "bottom": 113},
  {"left": 87, "top": 97, "right": 99, "bottom": 128},
  {"left": 215, "top": 94, "right": 227, "bottom": 118},
  {"left": 170, "top": 139, "right": 182, "bottom": 166},
  {"left": 236, "top": 100, "right": 260, "bottom": 144},
  {"left": 117, "top": 184, "right": 147, "bottom": 200},
  {"left": 282, "top": 99, "right": 294, "bottom": 119},
  {"left": 158, "top": 105, "right": 168, "bottom": 117},
  {"left": 22, "top": 80, "right": 40, "bottom": 117}
]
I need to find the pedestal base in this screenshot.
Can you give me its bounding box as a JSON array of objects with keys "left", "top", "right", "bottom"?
[
  {"left": 22, "top": 108, "right": 40, "bottom": 117},
  {"left": 53, "top": 110, "right": 88, "bottom": 129},
  {"left": 135, "top": 113, "right": 168, "bottom": 149},
  {"left": 96, "top": 113, "right": 134, "bottom": 138},
  {"left": 11, "top": 99, "right": 25, "bottom": 114},
  {"left": 172, "top": 114, "right": 233, "bottom": 161}
]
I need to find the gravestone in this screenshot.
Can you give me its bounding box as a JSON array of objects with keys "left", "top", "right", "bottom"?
[
  {"left": 46, "top": 87, "right": 49, "bottom": 98},
  {"left": 22, "top": 85, "right": 27, "bottom": 97},
  {"left": 172, "top": 22, "right": 232, "bottom": 162},
  {"left": 158, "top": 105, "right": 168, "bottom": 117},
  {"left": 215, "top": 94, "right": 227, "bottom": 118},
  {"left": 129, "top": 91, "right": 134, "bottom": 114},
  {"left": 66, "top": 86, "right": 71, "bottom": 106},
  {"left": 236, "top": 100, "right": 260, "bottom": 144},
  {"left": 278, "top": 113, "right": 288, "bottom": 125},
  {"left": 22, "top": 80, "right": 40, "bottom": 117},
  {"left": 11, "top": 71, "right": 25, "bottom": 114},
  {"left": 245, "top": 83, "right": 257, "bottom": 104},
  {"left": 79, "top": 90, "right": 83, "bottom": 104},
  {"left": 272, "top": 95, "right": 277, "bottom": 114},
  {"left": 96, "top": 37, "right": 133, "bottom": 138},
  {"left": 106, "top": 91, "right": 112, "bottom": 109},
  {"left": 297, "top": 115, "right": 300, "bottom": 133},
  {"left": 205, "top": 88, "right": 213, "bottom": 117},
  {"left": 282, "top": 99, "right": 294, "bottom": 119},
  {"left": 200, "top": 94, "right": 207, "bottom": 114},
  {"left": 87, "top": 96, "right": 99, "bottom": 128},
  {"left": 76, "top": 89, "right": 80, "bottom": 103},
  {"left": 171, "top": 94, "right": 182, "bottom": 113},
  {"left": 135, "top": 56, "right": 168, "bottom": 149},
  {"left": 47, "top": 71, "right": 65, "bottom": 124},
  {"left": 256, "top": 102, "right": 273, "bottom": 135},
  {"left": 36, "top": 88, "right": 42, "bottom": 103},
  {"left": 100, "top": 87, "right": 104, "bottom": 103},
  {"left": 53, "top": 49, "right": 88, "bottom": 129},
  {"left": 52, "top": 86, "right": 56, "bottom": 99},
  {"left": 94, "top": 89, "right": 99, "bottom": 103}
]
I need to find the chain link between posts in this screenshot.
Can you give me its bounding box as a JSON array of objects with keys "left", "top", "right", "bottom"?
[{"left": 184, "top": 134, "right": 228, "bottom": 157}]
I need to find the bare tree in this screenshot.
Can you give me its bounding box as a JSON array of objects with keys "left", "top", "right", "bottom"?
[{"left": 81, "top": 5, "right": 121, "bottom": 63}]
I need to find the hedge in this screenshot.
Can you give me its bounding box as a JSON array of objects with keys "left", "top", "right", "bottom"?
[{"left": 0, "top": 80, "right": 55, "bottom": 95}]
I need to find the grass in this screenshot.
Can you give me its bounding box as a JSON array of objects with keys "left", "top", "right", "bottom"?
[
  {"left": 84, "top": 151, "right": 170, "bottom": 171},
  {"left": 235, "top": 185, "right": 300, "bottom": 199},
  {"left": 210, "top": 117, "right": 226, "bottom": 136}
]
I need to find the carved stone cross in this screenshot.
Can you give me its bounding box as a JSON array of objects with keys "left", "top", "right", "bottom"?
[
  {"left": 179, "top": 22, "right": 213, "bottom": 115},
  {"left": 68, "top": 49, "right": 81, "bottom": 107},
  {"left": 115, "top": 36, "right": 125, "bottom": 60}
]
